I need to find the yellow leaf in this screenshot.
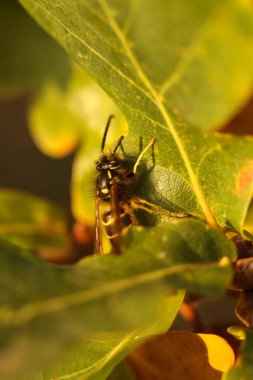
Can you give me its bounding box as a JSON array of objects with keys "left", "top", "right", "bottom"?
[
  {"left": 129, "top": 331, "right": 235, "bottom": 380},
  {"left": 198, "top": 333, "right": 235, "bottom": 372}
]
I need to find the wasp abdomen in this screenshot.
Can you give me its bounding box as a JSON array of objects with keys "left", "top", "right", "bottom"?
[
  {"left": 102, "top": 209, "right": 132, "bottom": 236},
  {"left": 102, "top": 208, "right": 132, "bottom": 253}
]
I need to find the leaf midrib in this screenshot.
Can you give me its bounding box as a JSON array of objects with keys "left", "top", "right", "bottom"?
[
  {"left": 53, "top": 303, "right": 175, "bottom": 379},
  {"left": 159, "top": 3, "right": 222, "bottom": 96},
  {"left": 26, "top": 0, "right": 155, "bottom": 104},
  {"left": 98, "top": 0, "right": 217, "bottom": 226},
  {"left": 0, "top": 260, "right": 227, "bottom": 327},
  {"left": 55, "top": 301, "right": 175, "bottom": 379},
  {"left": 56, "top": 332, "right": 136, "bottom": 379},
  {"left": 22, "top": 0, "right": 217, "bottom": 226}
]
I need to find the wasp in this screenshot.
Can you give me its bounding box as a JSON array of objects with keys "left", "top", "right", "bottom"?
[{"left": 95, "top": 115, "right": 186, "bottom": 254}]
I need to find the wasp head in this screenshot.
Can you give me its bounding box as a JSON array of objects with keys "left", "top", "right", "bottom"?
[{"left": 96, "top": 154, "right": 121, "bottom": 172}]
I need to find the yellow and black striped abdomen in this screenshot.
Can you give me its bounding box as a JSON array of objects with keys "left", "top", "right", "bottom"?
[{"left": 102, "top": 208, "right": 132, "bottom": 253}]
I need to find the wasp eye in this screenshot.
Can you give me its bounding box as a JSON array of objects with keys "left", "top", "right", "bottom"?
[{"left": 96, "top": 163, "right": 101, "bottom": 171}]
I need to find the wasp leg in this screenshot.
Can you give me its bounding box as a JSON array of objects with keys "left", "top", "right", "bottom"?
[
  {"left": 132, "top": 138, "right": 156, "bottom": 175},
  {"left": 131, "top": 198, "right": 188, "bottom": 218},
  {"left": 123, "top": 202, "right": 138, "bottom": 225}
]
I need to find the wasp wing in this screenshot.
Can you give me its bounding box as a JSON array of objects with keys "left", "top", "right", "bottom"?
[
  {"left": 94, "top": 192, "right": 103, "bottom": 254},
  {"left": 109, "top": 182, "right": 123, "bottom": 254}
]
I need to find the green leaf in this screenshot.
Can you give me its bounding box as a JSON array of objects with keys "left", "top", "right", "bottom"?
[
  {"left": 0, "top": 0, "right": 70, "bottom": 96},
  {"left": 227, "top": 326, "right": 246, "bottom": 341},
  {"left": 29, "top": 68, "right": 124, "bottom": 159},
  {"left": 28, "top": 310, "right": 169, "bottom": 380},
  {"left": 18, "top": 0, "right": 253, "bottom": 233},
  {"left": 0, "top": 188, "right": 70, "bottom": 252},
  {"left": 18, "top": 0, "right": 253, "bottom": 130},
  {"left": 223, "top": 329, "right": 253, "bottom": 380},
  {"left": 28, "top": 82, "right": 82, "bottom": 158},
  {"left": 0, "top": 220, "right": 234, "bottom": 379}
]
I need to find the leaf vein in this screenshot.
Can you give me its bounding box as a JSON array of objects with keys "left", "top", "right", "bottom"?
[
  {"left": 159, "top": 3, "right": 223, "bottom": 96},
  {"left": 98, "top": 0, "right": 217, "bottom": 226},
  {"left": 57, "top": 332, "right": 136, "bottom": 379},
  {"left": 31, "top": 0, "right": 156, "bottom": 104}
]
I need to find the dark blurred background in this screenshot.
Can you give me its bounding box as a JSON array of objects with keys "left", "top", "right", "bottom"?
[
  {"left": 0, "top": 0, "right": 73, "bottom": 212},
  {"left": 0, "top": 95, "right": 73, "bottom": 209}
]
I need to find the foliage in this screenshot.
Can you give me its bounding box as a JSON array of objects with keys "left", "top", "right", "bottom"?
[
  {"left": 0, "top": 189, "right": 69, "bottom": 252},
  {"left": 0, "top": 0, "right": 253, "bottom": 378}
]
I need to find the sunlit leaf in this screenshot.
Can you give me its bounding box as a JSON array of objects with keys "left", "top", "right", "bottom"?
[
  {"left": 227, "top": 326, "right": 246, "bottom": 341},
  {"left": 18, "top": 0, "right": 253, "bottom": 233},
  {"left": 29, "top": 68, "right": 124, "bottom": 158},
  {"left": 18, "top": 0, "right": 253, "bottom": 130},
  {"left": 29, "top": 82, "right": 82, "bottom": 157},
  {"left": 198, "top": 334, "right": 235, "bottom": 372}
]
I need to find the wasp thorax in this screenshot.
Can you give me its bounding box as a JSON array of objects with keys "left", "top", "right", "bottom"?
[{"left": 96, "top": 169, "right": 112, "bottom": 200}]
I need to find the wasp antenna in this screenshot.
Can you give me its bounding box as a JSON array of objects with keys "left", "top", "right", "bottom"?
[
  {"left": 101, "top": 114, "right": 115, "bottom": 152},
  {"left": 112, "top": 135, "right": 125, "bottom": 156}
]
